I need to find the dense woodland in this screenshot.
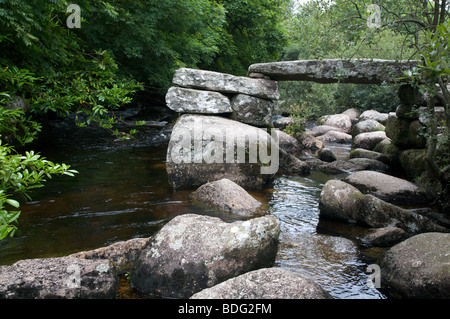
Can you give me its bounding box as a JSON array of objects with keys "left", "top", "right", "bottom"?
[{"left": 0, "top": 0, "right": 449, "bottom": 239}]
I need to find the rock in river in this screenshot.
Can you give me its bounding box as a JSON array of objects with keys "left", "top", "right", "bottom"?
[
  {"left": 166, "top": 115, "right": 278, "bottom": 190},
  {"left": 190, "top": 178, "right": 262, "bottom": 217},
  {"left": 131, "top": 214, "right": 280, "bottom": 298},
  {"left": 343, "top": 170, "right": 430, "bottom": 205},
  {"left": 319, "top": 180, "right": 446, "bottom": 234},
  {"left": 379, "top": 232, "right": 450, "bottom": 298},
  {"left": 0, "top": 257, "right": 117, "bottom": 299},
  {"left": 190, "top": 267, "right": 332, "bottom": 299},
  {"left": 318, "top": 114, "right": 352, "bottom": 134}
]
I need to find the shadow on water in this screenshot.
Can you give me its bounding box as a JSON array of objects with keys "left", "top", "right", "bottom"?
[{"left": 0, "top": 108, "right": 386, "bottom": 299}]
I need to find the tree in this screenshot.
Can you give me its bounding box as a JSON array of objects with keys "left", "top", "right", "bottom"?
[
  {"left": 206, "top": 0, "right": 290, "bottom": 76},
  {"left": 405, "top": 20, "right": 449, "bottom": 210},
  {"left": 329, "top": 0, "right": 449, "bottom": 210}
]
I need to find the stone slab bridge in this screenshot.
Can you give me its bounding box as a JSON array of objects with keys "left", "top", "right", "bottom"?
[
  {"left": 247, "top": 59, "right": 417, "bottom": 84},
  {"left": 164, "top": 59, "right": 418, "bottom": 190}
]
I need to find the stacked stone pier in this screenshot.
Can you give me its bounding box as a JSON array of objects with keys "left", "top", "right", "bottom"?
[{"left": 165, "top": 68, "right": 283, "bottom": 190}]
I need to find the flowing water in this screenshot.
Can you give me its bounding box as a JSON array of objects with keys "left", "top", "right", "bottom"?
[{"left": 0, "top": 108, "right": 386, "bottom": 299}]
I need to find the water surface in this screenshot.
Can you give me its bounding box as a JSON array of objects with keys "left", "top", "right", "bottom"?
[{"left": 0, "top": 113, "right": 386, "bottom": 299}]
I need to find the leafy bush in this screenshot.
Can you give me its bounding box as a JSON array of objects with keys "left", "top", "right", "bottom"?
[{"left": 0, "top": 142, "right": 78, "bottom": 239}]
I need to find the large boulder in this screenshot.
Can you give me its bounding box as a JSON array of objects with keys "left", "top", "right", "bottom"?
[
  {"left": 352, "top": 131, "right": 387, "bottom": 150},
  {"left": 318, "top": 114, "right": 352, "bottom": 134},
  {"left": 190, "top": 178, "right": 262, "bottom": 218},
  {"left": 379, "top": 233, "right": 450, "bottom": 298},
  {"left": 308, "top": 125, "right": 344, "bottom": 137},
  {"left": 231, "top": 94, "right": 274, "bottom": 127},
  {"left": 343, "top": 170, "right": 429, "bottom": 205},
  {"left": 190, "top": 268, "right": 332, "bottom": 299},
  {"left": 247, "top": 59, "right": 417, "bottom": 84},
  {"left": 0, "top": 257, "right": 117, "bottom": 299},
  {"left": 297, "top": 133, "right": 324, "bottom": 151},
  {"left": 359, "top": 110, "right": 389, "bottom": 125},
  {"left": 165, "top": 87, "right": 232, "bottom": 114},
  {"left": 318, "top": 180, "right": 365, "bottom": 223},
  {"left": 351, "top": 119, "right": 385, "bottom": 137},
  {"left": 172, "top": 68, "right": 280, "bottom": 100},
  {"left": 319, "top": 180, "right": 446, "bottom": 234},
  {"left": 276, "top": 130, "right": 303, "bottom": 156},
  {"left": 341, "top": 108, "right": 360, "bottom": 125},
  {"left": 131, "top": 214, "right": 281, "bottom": 298},
  {"left": 278, "top": 149, "right": 311, "bottom": 176},
  {"left": 316, "top": 130, "right": 353, "bottom": 144},
  {"left": 166, "top": 115, "right": 278, "bottom": 190}
]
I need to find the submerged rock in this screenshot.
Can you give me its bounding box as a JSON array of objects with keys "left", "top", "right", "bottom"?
[
  {"left": 379, "top": 232, "right": 450, "bottom": 298},
  {"left": 190, "top": 267, "right": 332, "bottom": 299},
  {"left": 131, "top": 214, "right": 280, "bottom": 298},
  {"left": 361, "top": 227, "right": 409, "bottom": 247},
  {"left": 190, "top": 178, "right": 262, "bottom": 217},
  {"left": 0, "top": 257, "right": 117, "bottom": 299}
]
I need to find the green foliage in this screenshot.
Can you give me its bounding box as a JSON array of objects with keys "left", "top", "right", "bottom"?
[
  {"left": 278, "top": 81, "right": 339, "bottom": 119},
  {"left": 282, "top": 101, "right": 311, "bottom": 138},
  {"left": 80, "top": 0, "right": 226, "bottom": 89},
  {"left": 403, "top": 20, "right": 449, "bottom": 180},
  {"left": 0, "top": 142, "right": 78, "bottom": 239},
  {"left": 279, "top": 0, "right": 421, "bottom": 118},
  {"left": 207, "top": 0, "right": 290, "bottom": 76}
]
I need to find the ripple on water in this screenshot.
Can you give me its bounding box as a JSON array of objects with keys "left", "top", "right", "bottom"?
[{"left": 269, "top": 175, "right": 386, "bottom": 299}]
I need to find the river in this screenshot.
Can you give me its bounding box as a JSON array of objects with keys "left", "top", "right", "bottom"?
[{"left": 0, "top": 106, "right": 386, "bottom": 299}]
